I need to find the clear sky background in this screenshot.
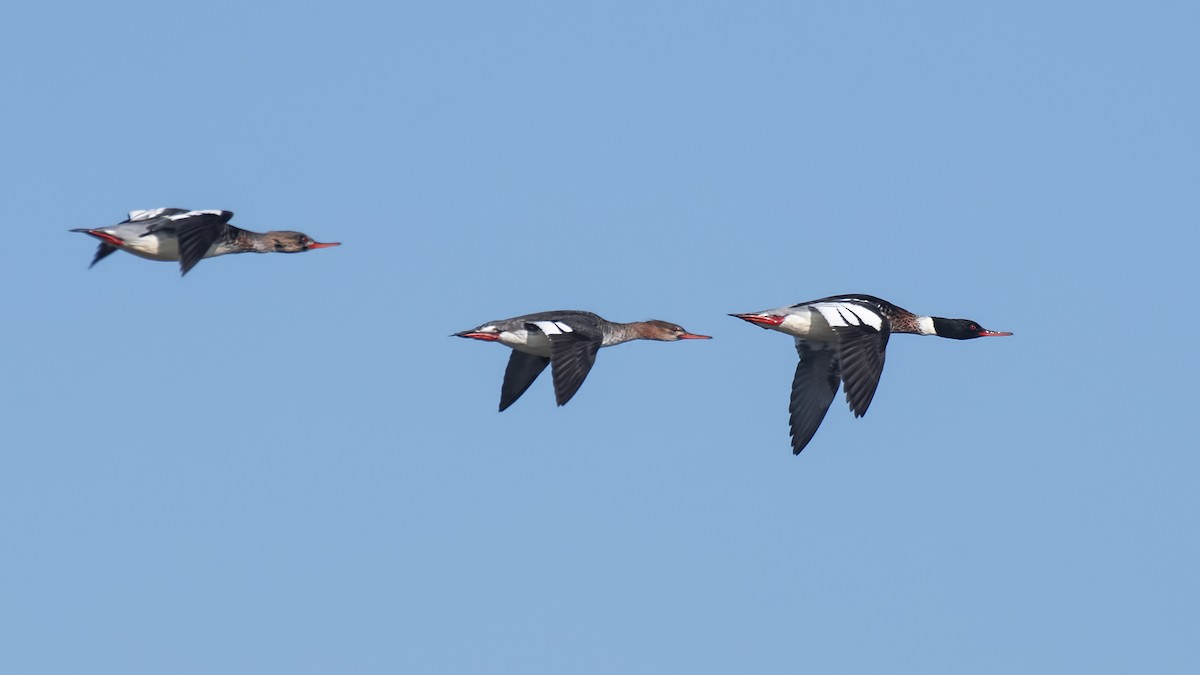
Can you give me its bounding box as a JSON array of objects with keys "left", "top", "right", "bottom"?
[{"left": 2, "top": 2, "right": 1197, "bottom": 673}]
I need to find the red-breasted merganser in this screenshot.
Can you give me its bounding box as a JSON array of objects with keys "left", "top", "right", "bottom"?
[
  {"left": 731, "top": 294, "right": 1012, "bottom": 455},
  {"left": 71, "top": 208, "right": 340, "bottom": 276},
  {"left": 455, "top": 310, "right": 711, "bottom": 410}
]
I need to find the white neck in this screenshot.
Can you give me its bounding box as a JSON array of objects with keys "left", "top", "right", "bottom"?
[{"left": 917, "top": 316, "right": 936, "bottom": 336}]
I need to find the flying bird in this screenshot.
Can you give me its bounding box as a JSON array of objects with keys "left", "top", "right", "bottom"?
[
  {"left": 71, "top": 208, "right": 340, "bottom": 276},
  {"left": 455, "top": 310, "right": 711, "bottom": 410},
  {"left": 731, "top": 294, "right": 1011, "bottom": 454}
]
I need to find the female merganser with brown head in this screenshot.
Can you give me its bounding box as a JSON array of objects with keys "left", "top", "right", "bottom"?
[
  {"left": 456, "top": 310, "right": 711, "bottom": 410},
  {"left": 71, "top": 208, "right": 340, "bottom": 276}
]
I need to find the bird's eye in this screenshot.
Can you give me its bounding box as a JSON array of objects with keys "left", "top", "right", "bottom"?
[{"left": 969, "top": 324, "right": 978, "bottom": 331}]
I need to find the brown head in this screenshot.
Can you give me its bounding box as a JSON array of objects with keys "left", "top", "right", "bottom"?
[
  {"left": 261, "top": 231, "right": 341, "bottom": 253},
  {"left": 637, "top": 319, "right": 712, "bottom": 341}
]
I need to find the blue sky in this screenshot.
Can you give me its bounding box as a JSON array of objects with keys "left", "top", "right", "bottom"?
[{"left": 2, "top": 2, "right": 1198, "bottom": 673}]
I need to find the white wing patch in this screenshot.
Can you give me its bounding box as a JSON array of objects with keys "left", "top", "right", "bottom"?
[
  {"left": 128, "top": 208, "right": 176, "bottom": 221},
  {"left": 170, "top": 210, "right": 229, "bottom": 220},
  {"left": 532, "top": 320, "right": 575, "bottom": 335},
  {"left": 814, "top": 302, "right": 884, "bottom": 331}
]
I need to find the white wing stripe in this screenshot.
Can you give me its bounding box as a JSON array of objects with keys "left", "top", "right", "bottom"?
[
  {"left": 128, "top": 208, "right": 173, "bottom": 221},
  {"left": 814, "top": 304, "right": 850, "bottom": 328},
  {"left": 532, "top": 320, "right": 575, "bottom": 335},
  {"left": 532, "top": 320, "right": 562, "bottom": 335},
  {"left": 844, "top": 304, "right": 883, "bottom": 330},
  {"left": 814, "top": 303, "right": 883, "bottom": 331},
  {"left": 169, "top": 210, "right": 227, "bottom": 220}
]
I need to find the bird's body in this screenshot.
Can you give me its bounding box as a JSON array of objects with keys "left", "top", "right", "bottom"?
[
  {"left": 731, "top": 294, "right": 1011, "bottom": 454},
  {"left": 71, "top": 208, "right": 340, "bottom": 275},
  {"left": 455, "top": 310, "right": 711, "bottom": 410}
]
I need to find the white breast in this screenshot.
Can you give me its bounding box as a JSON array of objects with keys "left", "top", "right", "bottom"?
[
  {"left": 498, "top": 328, "right": 553, "bottom": 357},
  {"left": 120, "top": 232, "right": 181, "bottom": 261},
  {"left": 777, "top": 311, "right": 815, "bottom": 337},
  {"left": 118, "top": 232, "right": 225, "bottom": 263},
  {"left": 775, "top": 308, "right": 841, "bottom": 341}
]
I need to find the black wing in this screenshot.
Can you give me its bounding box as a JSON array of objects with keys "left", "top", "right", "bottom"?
[
  {"left": 170, "top": 211, "right": 235, "bottom": 276},
  {"left": 789, "top": 342, "right": 841, "bottom": 455},
  {"left": 548, "top": 330, "right": 602, "bottom": 406},
  {"left": 89, "top": 243, "right": 118, "bottom": 268},
  {"left": 499, "top": 351, "right": 550, "bottom": 412},
  {"left": 833, "top": 323, "right": 890, "bottom": 417}
]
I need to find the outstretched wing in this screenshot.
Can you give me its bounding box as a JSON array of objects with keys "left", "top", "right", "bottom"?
[
  {"left": 789, "top": 342, "right": 841, "bottom": 454},
  {"left": 809, "top": 300, "right": 891, "bottom": 418},
  {"left": 499, "top": 350, "right": 550, "bottom": 411},
  {"left": 541, "top": 321, "right": 603, "bottom": 407},
  {"left": 832, "top": 324, "right": 889, "bottom": 417},
  {"left": 160, "top": 211, "right": 235, "bottom": 276},
  {"left": 88, "top": 243, "right": 119, "bottom": 268}
]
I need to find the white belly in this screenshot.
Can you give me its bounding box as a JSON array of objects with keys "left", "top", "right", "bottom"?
[
  {"left": 777, "top": 311, "right": 813, "bottom": 336},
  {"left": 777, "top": 311, "right": 836, "bottom": 340},
  {"left": 775, "top": 304, "right": 880, "bottom": 340},
  {"left": 121, "top": 233, "right": 182, "bottom": 261},
  {"left": 498, "top": 329, "right": 553, "bottom": 357},
  {"left": 118, "top": 233, "right": 220, "bottom": 262}
]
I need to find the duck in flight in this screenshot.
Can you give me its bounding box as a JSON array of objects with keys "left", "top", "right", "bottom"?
[
  {"left": 455, "top": 310, "right": 711, "bottom": 410},
  {"left": 71, "top": 208, "right": 340, "bottom": 276},
  {"left": 731, "top": 294, "right": 1011, "bottom": 455}
]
